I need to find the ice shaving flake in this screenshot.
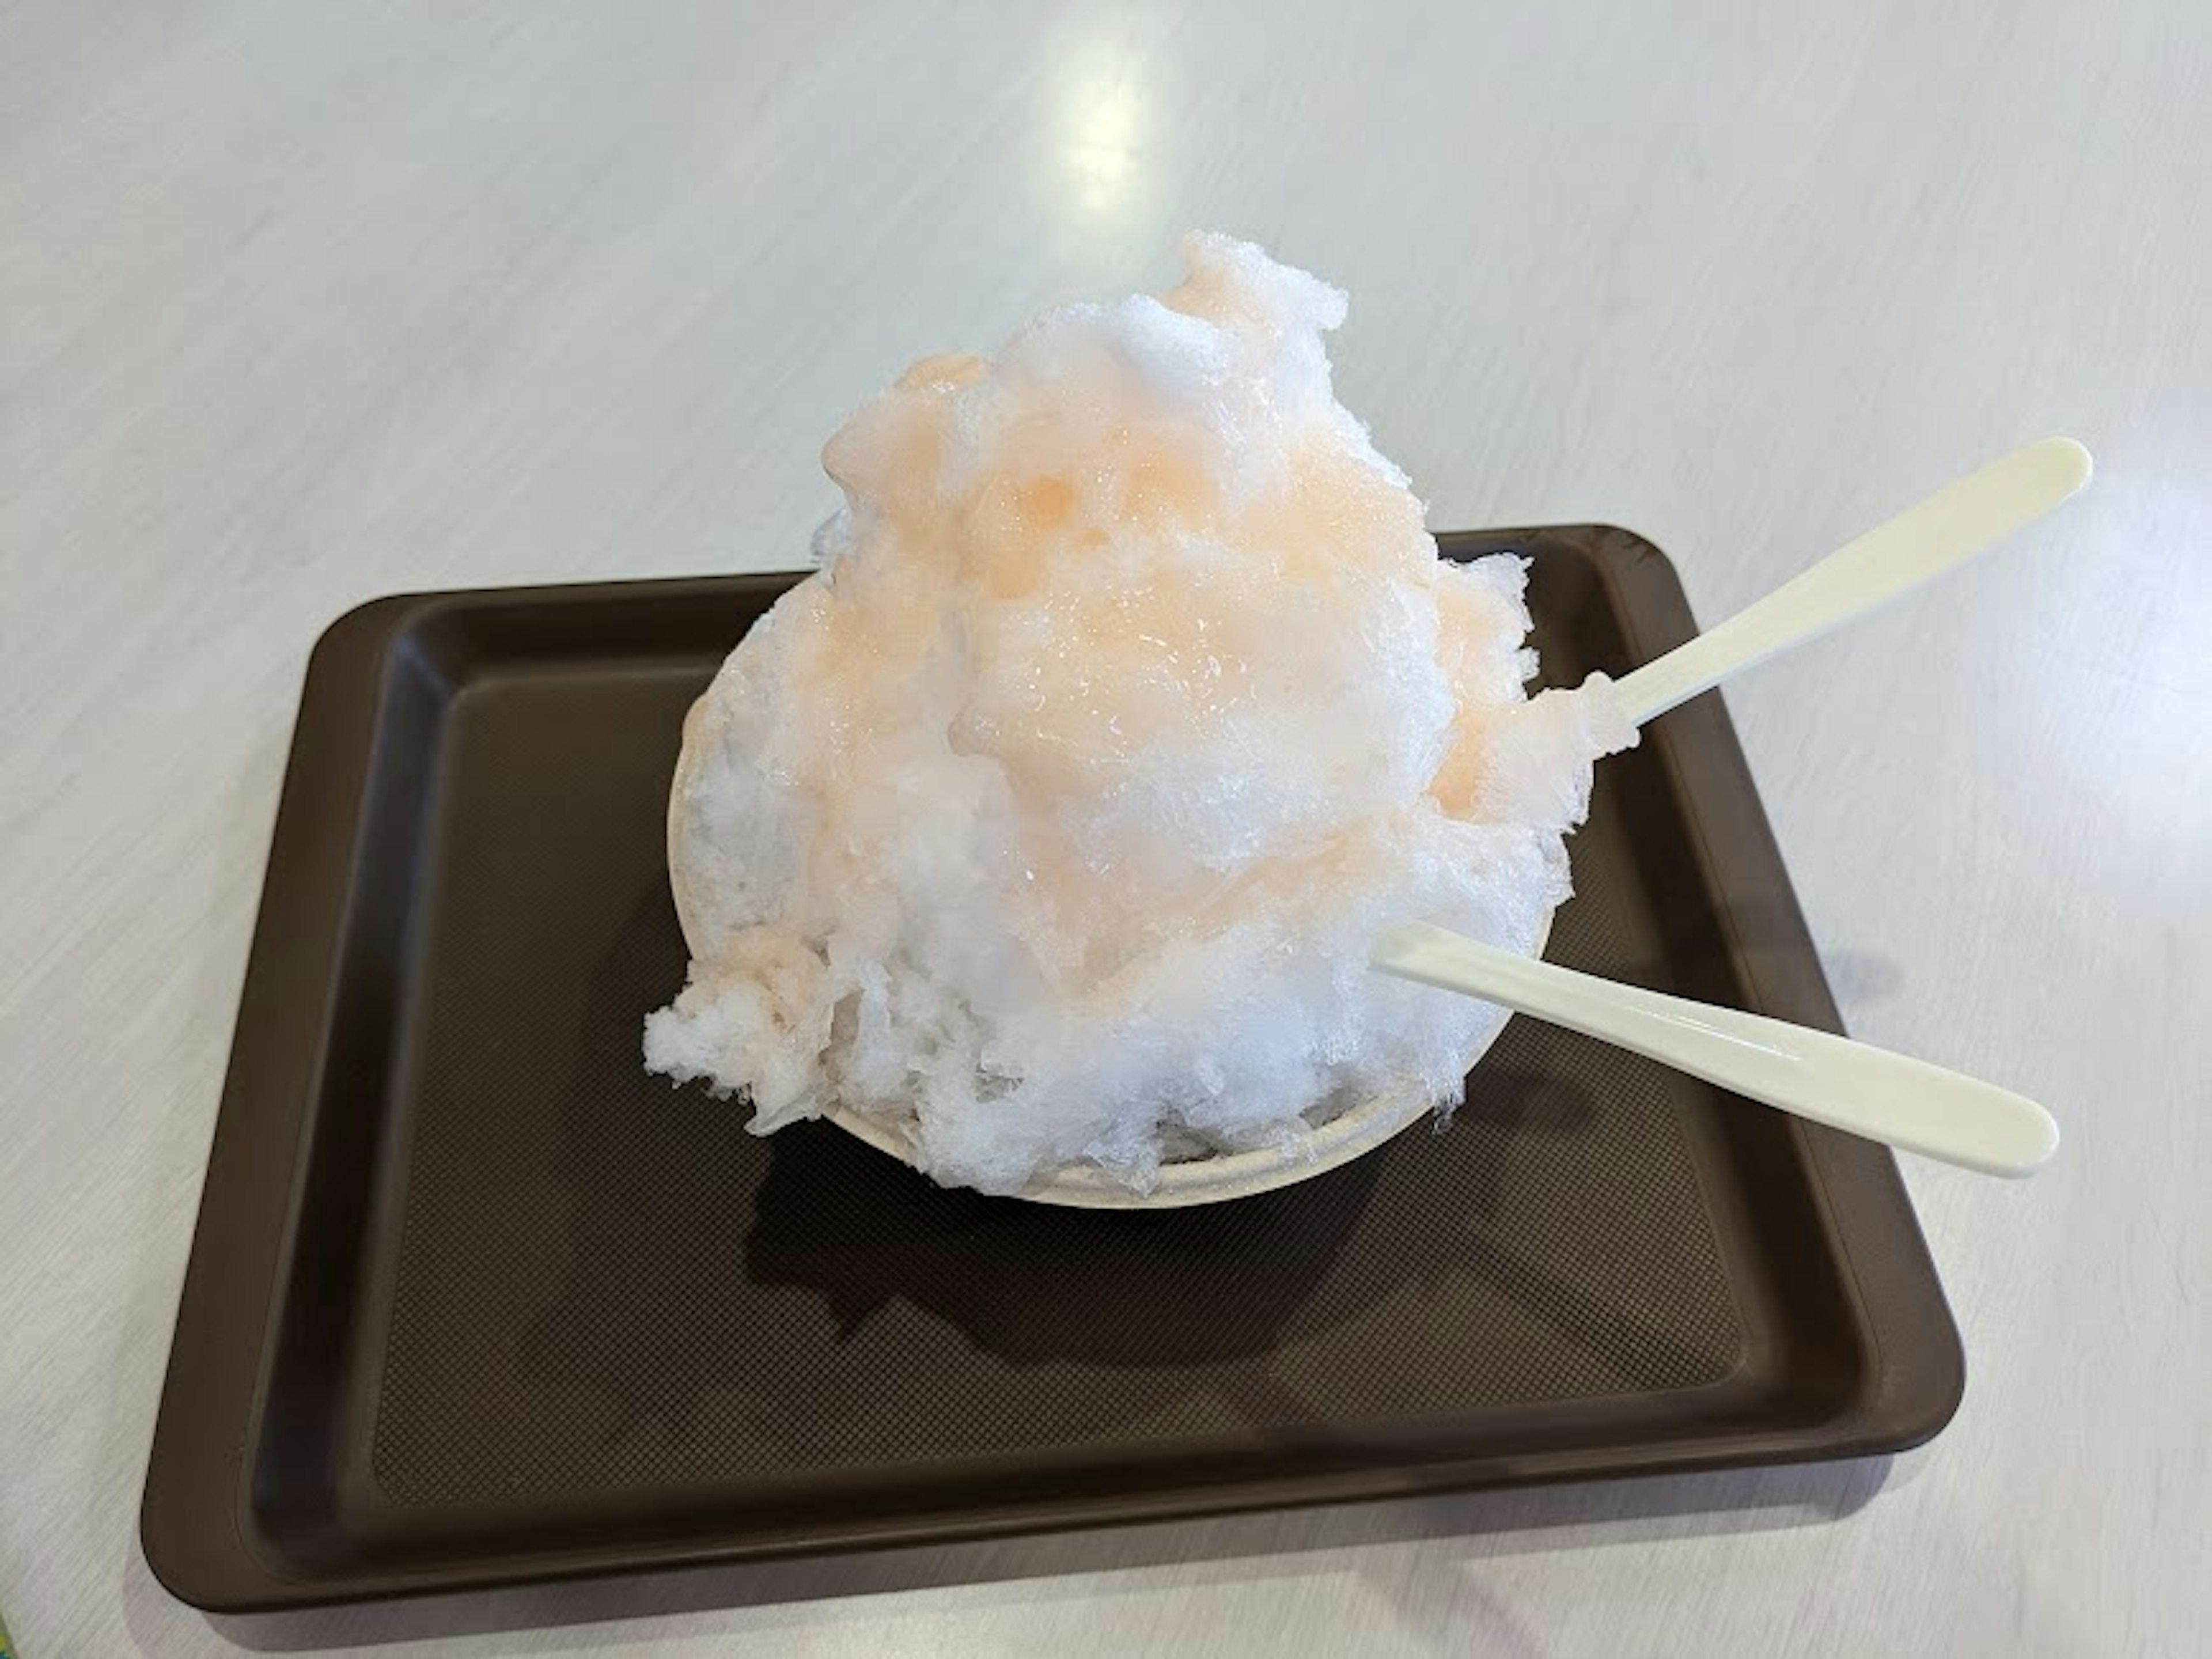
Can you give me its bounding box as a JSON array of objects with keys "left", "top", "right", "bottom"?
[{"left": 647, "top": 234, "right": 1635, "bottom": 1194}]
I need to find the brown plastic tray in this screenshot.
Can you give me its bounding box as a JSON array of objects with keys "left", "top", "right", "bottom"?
[{"left": 143, "top": 527, "right": 1963, "bottom": 1611}]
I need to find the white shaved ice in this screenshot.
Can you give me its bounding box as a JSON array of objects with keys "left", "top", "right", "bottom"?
[{"left": 646, "top": 234, "right": 1635, "bottom": 1195}]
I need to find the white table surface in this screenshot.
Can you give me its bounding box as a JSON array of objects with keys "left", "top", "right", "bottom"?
[{"left": 5, "top": 2, "right": 2207, "bottom": 1654}]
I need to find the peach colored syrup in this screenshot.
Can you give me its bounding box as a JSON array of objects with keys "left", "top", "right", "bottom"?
[{"left": 649, "top": 236, "right": 1634, "bottom": 1195}]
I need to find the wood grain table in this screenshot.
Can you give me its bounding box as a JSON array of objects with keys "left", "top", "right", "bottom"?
[{"left": 4, "top": 3, "right": 2206, "bottom": 1654}]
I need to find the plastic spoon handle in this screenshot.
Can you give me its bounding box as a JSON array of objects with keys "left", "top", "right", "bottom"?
[
  {"left": 1372, "top": 922, "right": 2059, "bottom": 1177},
  {"left": 1610, "top": 437, "right": 2093, "bottom": 726}
]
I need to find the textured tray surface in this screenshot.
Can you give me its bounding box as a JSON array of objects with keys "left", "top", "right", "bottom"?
[{"left": 142, "top": 528, "right": 1961, "bottom": 1610}]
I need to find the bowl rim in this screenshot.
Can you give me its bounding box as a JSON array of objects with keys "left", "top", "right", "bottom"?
[{"left": 820, "top": 1080, "right": 1445, "bottom": 1209}]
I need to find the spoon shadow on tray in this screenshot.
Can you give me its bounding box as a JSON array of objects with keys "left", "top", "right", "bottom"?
[{"left": 1373, "top": 921, "right": 2059, "bottom": 1179}]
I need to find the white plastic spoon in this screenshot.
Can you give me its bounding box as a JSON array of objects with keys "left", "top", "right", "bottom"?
[
  {"left": 1368, "top": 441, "right": 2091, "bottom": 1178},
  {"left": 1372, "top": 922, "right": 2059, "bottom": 1177},
  {"left": 1609, "top": 436, "right": 2092, "bottom": 725}
]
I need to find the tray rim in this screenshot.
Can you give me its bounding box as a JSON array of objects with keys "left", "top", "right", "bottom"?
[{"left": 140, "top": 528, "right": 1963, "bottom": 1612}]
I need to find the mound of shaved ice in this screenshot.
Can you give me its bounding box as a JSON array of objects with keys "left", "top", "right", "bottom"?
[{"left": 646, "top": 234, "right": 1635, "bottom": 1195}]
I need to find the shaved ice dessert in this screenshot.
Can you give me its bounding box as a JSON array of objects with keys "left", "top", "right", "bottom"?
[{"left": 647, "top": 234, "right": 1634, "bottom": 1195}]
